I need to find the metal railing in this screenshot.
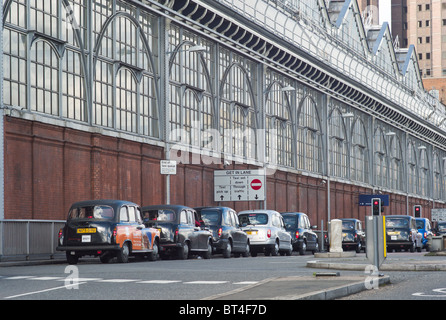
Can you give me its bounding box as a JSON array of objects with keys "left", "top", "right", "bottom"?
[{"left": 0, "top": 219, "right": 66, "bottom": 261}]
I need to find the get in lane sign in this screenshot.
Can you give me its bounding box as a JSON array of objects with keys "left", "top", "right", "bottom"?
[{"left": 214, "top": 169, "right": 265, "bottom": 202}]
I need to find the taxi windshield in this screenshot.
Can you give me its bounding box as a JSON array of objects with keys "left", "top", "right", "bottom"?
[
  {"left": 386, "top": 218, "right": 409, "bottom": 228},
  {"left": 342, "top": 220, "right": 355, "bottom": 230},
  {"left": 143, "top": 209, "right": 176, "bottom": 222},
  {"left": 239, "top": 213, "right": 268, "bottom": 225},
  {"left": 68, "top": 205, "right": 114, "bottom": 220},
  {"left": 200, "top": 209, "right": 221, "bottom": 226}
]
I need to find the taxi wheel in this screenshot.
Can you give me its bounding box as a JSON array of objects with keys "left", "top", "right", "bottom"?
[
  {"left": 222, "top": 241, "right": 232, "bottom": 258},
  {"left": 178, "top": 242, "right": 189, "bottom": 260},
  {"left": 117, "top": 242, "right": 130, "bottom": 263},
  {"left": 271, "top": 241, "right": 279, "bottom": 256},
  {"left": 203, "top": 240, "right": 212, "bottom": 259},
  {"left": 148, "top": 241, "right": 159, "bottom": 261}
]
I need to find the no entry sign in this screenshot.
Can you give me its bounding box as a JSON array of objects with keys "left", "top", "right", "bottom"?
[{"left": 250, "top": 179, "right": 262, "bottom": 190}]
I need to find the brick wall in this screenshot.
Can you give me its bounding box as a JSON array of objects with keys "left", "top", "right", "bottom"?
[{"left": 4, "top": 116, "right": 444, "bottom": 224}]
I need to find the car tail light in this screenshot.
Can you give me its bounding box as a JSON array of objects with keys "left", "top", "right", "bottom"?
[
  {"left": 111, "top": 227, "right": 117, "bottom": 243},
  {"left": 267, "top": 229, "right": 271, "bottom": 238},
  {"left": 58, "top": 228, "right": 64, "bottom": 245},
  {"left": 295, "top": 231, "right": 299, "bottom": 239},
  {"left": 354, "top": 233, "right": 358, "bottom": 241},
  {"left": 174, "top": 228, "right": 179, "bottom": 242},
  {"left": 218, "top": 228, "right": 223, "bottom": 238},
  {"left": 424, "top": 232, "right": 427, "bottom": 239}
]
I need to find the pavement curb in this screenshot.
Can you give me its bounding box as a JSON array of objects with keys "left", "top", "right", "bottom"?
[
  {"left": 279, "top": 276, "right": 391, "bottom": 300},
  {"left": 306, "top": 260, "right": 446, "bottom": 271}
]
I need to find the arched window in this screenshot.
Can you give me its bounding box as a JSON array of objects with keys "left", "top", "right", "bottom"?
[
  {"left": 433, "top": 153, "right": 441, "bottom": 199},
  {"left": 92, "top": 9, "right": 159, "bottom": 137},
  {"left": 389, "top": 135, "right": 403, "bottom": 191},
  {"left": 350, "top": 118, "right": 369, "bottom": 183},
  {"left": 116, "top": 68, "right": 138, "bottom": 133},
  {"left": 297, "top": 96, "right": 323, "bottom": 174},
  {"left": 407, "top": 142, "right": 418, "bottom": 194},
  {"left": 328, "top": 108, "right": 348, "bottom": 178},
  {"left": 168, "top": 26, "right": 214, "bottom": 149},
  {"left": 374, "top": 127, "right": 388, "bottom": 187},
  {"left": 219, "top": 51, "right": 257, "bottom": 160},
  {"left": 265, "top": 81, "right": 293, "bottom": 167},
  {"left": 419, "top": 147, "right": 429, "bottom": 197},
  {"left": 30, "top": 40, "right": 59, "bottom": 116}
]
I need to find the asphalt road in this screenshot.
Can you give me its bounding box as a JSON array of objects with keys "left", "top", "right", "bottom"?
[
  {"left": 1, "top": 251, "right": 445, "bottom": 303},
  {"left": 0, "top": 254, "right": 322, "bottom": 300}
]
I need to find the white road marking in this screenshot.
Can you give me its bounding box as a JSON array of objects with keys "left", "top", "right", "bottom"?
[
  {"left": 184, "top": 281, "right": 228, "bottom": 284},
  {"left": 97, "top": 279, "right": 138, "bottom": 283},
  {"left": 4, "top": 282, "right": 88, "bottom": 299},
  {"left": 137, "top": 280, "right": 181, "bottom": 284},
  {"left": 1, "top": 275, "right": 259, "bottom": 286}
]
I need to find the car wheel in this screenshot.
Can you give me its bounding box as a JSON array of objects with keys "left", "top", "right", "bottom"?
[
  {"left": 222, "top": 241, "right": 232, "bottom": 258},
  {"left": 356, "top": 242, "right": 362, "bottom": 253},
  {"left": 66, "top": 252, "right": 79, "bottom": 265},
  {"left": 409, "top": 242, "right": 415, "bottom": 253},
  {"left": 117, "top": 242, "right": 130, "bottom": 263},
  {"left": 242, "top": 242, "right": 250, "bottom": 257},
  {"left": 271, "top": 241, "right": 279, "bottom": 256},
  {"left": 299, "top": 241, "right": 307, "bottom": 255},
  {"left": 203, "top": 240, "right": 212, "bottom": 259},
  {"left": 312, "top": 242, "right": 319, "bottom": 254},
  {"left": 178, "top": 242, "right": 189, "bottom": 260},
  {"left": 148, "top": 241, "right": 159, "bottom": 261}
]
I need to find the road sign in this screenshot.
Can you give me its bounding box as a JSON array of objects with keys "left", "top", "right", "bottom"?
[
  {"left": 214, "top": 169, "right": 265, "bottom": 202},
  {"left": 160, "top": 160, "right": 177, "bottom": 175},
  {"left": 359, "top": 194, "right": 389, "bottom": 206}
]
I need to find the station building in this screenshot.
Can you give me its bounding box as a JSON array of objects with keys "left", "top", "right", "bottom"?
[{"left": 2, "top": 0, "right": 446, "bottom": 226}]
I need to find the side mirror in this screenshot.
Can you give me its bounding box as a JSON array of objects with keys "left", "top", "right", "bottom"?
[{"left": 311, "top": 225, "right": 317, "bottom": 230}]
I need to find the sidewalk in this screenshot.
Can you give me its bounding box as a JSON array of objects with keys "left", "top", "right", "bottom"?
[{"left": 207, "top": 251, "right": 446, "bottom": 300}]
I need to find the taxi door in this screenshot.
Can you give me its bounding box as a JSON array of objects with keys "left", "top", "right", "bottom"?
[{"left": 117, "top": 205, "right": 144, "bottom": 251}]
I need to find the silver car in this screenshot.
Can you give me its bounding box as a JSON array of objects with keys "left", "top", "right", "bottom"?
[{"left": 238, "top": 210, "right": 292, "bottom": 257}]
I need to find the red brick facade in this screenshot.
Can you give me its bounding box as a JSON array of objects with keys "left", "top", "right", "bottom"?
[{"left": 4, "top": 116, "right": 443, "bottom": 223}]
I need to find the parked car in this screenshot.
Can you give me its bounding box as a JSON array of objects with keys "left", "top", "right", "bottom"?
[
  {"left": 238, "top": 210, "right": 292, "bottom": 257},
  {"left": 194, "top": 206, "right": 250, "bottom": 258},
  {"left": 415, "top": 218, "right": 433, "bottom": 251},
  {"left": 57, "top": 200, "right": 160, "bottom": 264},
  {"left": 340, "top": 218, "right": 366, "bottom": 253},
  {"left": 280, "top": 212, "right": 319, "bottom": 255},
  {"left": 434, "top": 221, "right": 446, "bottom": 236},
  {"left": 385, "top": 215, "right": 419, "bottom": 252},
  {"left": 141, "top": 205, "right": 213, "bottom": 260}
]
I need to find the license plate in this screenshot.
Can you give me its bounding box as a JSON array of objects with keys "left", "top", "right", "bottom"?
[
  {"left": 82, "top": 235, "right": 91, "bottom": 243},
  {"left": 246, "top": 231, "right": 258, "bottom": 235},
  {"left": 391, "top": 236, "right": 397, "bottom": 240},
  {"left": 77, "top": 228, "right": 96, "bottom": 234}
]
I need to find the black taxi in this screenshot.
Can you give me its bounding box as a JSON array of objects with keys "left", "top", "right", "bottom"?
[{"left": 141, "top": 205, "right": 213, "bottom": 260}]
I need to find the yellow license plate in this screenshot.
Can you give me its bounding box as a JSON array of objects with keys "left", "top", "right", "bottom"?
[
  {"left": 246, "top": 231, "right": 257, "bottom": 235},
  {"left": 77, "top": 228, "right": 96, "bottom": 234},
  {"left": 387, "top": 231, "right": 400, "bottom": 236}
]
